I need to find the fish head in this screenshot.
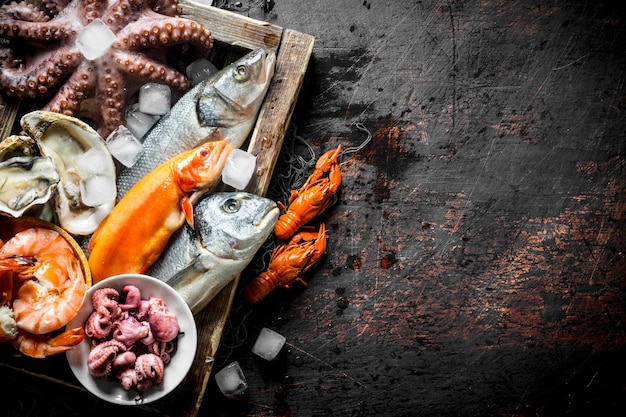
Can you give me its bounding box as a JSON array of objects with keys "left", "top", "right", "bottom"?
[
  {"left": 196, "top": 48, "right": 276, "bottom": 129},
  {"left": 194, "top": 192, "right": 279, "bottom": 261},
  {"left": 175, "top": 140, "right": 232, "bottom": 192}
]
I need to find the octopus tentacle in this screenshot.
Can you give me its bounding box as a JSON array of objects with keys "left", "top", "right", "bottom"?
[
  {"left": 94, "top": 63, "right": 127, "bottom": 134},
  {"left": 135, "top": 352, "right": 164, "bottom": 385},
  {"left": 111, "top": 49, "right": 188, "bottom": 88},
  {"left": 71, "top": 0, "right": 110, "bottom": 24},
  {"left": 88, "top": 339, "right": 127, "bottom": 378},
  {"left": 43, "top": 60, "right": 97, "bottom": 113},
  {"left": 92, "top": 287, "right": 120, "bottom": 308},
  {"left": 147, "top": 340, "right": 174, "bottom": 364},
  {"left": 0, "top": 14, "right": 80, "bottom": 43},
  {"left": 0, "top": 48, "right": 83, "bottom": 98},
  {"left": 84, "top": 305, "right": 114, "bottom": 339},
  {"left": 113, "top": 18, "right": 212, "bottom": 54},
  {"left": 99, "top": 0, "right": 146, "bottom": 32}
]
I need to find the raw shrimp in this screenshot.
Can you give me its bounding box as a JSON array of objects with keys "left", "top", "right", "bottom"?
[
  {"left": 10, "top": 326, "right": 85, "bottom": 358},
  {"left": 0, "top": 227, "right": 87, "bottom": 335},
  {"left": 0, "top": 254, "right": 33, "bottom": 336}
]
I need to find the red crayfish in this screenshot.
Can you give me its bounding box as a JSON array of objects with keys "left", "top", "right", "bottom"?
[
  {"left": 244, "top": 145, "right": 344, "bottom": 303},
  {"left": 244, "top": 223, "right": 328, "bottom": 304},
  {"left": 273, "top": 145, "right": 342, "bottom": 241}
]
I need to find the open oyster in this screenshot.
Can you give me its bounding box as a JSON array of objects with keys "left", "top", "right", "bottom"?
[
  {"left": 0, "top": 135, "right": 60, "bottom": 218},
  {"left": 20, "top": 111, "right": 117, "bottom": 236}
]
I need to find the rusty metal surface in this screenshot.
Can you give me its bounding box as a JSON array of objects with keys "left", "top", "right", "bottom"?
[{"left": 3, "top": 0, "right": 625, "bottom": 416}]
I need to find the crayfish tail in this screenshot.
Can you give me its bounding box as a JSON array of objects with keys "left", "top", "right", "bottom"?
[
  {"left": 244, "top": 272, "right": 277, "bottom": 304},
  {"left": 274, "top": 211, "right": 301, "bottom": 241}
]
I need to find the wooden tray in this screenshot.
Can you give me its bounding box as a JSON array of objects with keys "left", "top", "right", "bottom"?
[{"left": 0, "top": 2, "right": 314, "bottom": 416}]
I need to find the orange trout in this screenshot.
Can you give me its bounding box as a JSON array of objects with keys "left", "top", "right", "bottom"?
[{"left": 87, "top": 140, "right": 232, "bottom": 283}]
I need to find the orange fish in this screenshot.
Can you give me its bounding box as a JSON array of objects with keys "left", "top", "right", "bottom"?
[{"left": 88, "top": 141, "right": 232, "bottom": 283}]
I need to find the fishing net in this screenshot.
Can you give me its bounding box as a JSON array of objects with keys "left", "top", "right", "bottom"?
[{"left": 217, "top": 122, "right": 372, "bottom": 365}]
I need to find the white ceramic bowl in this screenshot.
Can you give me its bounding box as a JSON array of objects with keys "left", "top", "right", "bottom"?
[{"left": 66, "top": 274, "right": 197, "bottom": 405}]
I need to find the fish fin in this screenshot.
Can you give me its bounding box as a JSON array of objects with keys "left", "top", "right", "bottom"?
[
  {"left": 182, "top": 197, "right": 194, "bottom": 229},
  {"left": 166, "top": 256, "right": 205, "bottom": 288}
]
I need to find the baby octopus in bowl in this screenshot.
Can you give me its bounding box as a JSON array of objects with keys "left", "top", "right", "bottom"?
[{"left": 66, "top": 274, "right": 197, "bottom": 405}]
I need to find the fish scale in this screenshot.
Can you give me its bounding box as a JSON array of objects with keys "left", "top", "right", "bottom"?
[
  {"left": 116, "top": 82, "right": 215, "bottom": 197},
  {"left": 116, "top": 48, "right": 276, "bottom": 198}
]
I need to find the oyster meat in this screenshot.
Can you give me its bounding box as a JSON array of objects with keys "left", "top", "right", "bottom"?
[
  {"left": 0, "top": 135, "right": 60, "bottom": 218},
  {"left": 20, "top": 111, "right": 117, "bottom": 235}
]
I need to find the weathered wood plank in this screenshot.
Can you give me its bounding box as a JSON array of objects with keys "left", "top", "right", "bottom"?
[
  {"left": 247, "top": 29, "right": 316, "bottom": 195},
  {"left": 180, "top": 0, "right": 282, "bottom": 51},
  {"left": 0, "top": 85, "right": 19, "bottom": 139}
]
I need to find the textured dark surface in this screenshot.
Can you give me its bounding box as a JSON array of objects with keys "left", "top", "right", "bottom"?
[{"left": 3, "top": 0, "right": 626, "bottom": 416}]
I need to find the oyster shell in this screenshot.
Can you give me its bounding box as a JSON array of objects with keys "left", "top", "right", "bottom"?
[
  {"left": 20, "top": 111, "right": 117, "bottom": 236},
  {"left": 0, "top": 135, "right": 39, "bottom": 161},
  {"left": 0, "top": 135, "right": 60, "bottom": 218}
]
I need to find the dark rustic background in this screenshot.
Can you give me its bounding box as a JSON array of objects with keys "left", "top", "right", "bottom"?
[{"left": 3, "top": 0, "right": 626, "bottom": 416}]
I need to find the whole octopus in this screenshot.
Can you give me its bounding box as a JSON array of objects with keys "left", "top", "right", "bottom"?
[
  {"left": 0, "top": 0, "right": 213, "bottom": 137},
  {"left": 85, "top": 285, "right": 180, "bottom": 393}
]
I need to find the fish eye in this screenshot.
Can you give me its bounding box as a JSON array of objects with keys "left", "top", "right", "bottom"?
[
  {"left": 234, "top": 64, "right": 249, "bottom": 80},
  {"left": 223, "top": 198, "right": 241, "bottom": 213}
]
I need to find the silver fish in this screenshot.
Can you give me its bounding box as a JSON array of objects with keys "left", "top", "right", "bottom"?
[
  {"left": 148, "top": 192, "right": 279, "bottom": 314},
  {"left": 116, "top": 48, "right": 276, "bottom": 197},
  {"left": 0, "top": 155, "right": 60, "bottom": 218}
]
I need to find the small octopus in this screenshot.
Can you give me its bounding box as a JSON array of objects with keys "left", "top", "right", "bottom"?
[
  {"left": 113, "top": 313, "right": 151, "bottom": 347},
  {"left": 135, "top": 352, "right": 164, "bottom": 392},
  {"left": 148, "top": 296, "right": 179, "bottom": 342},
  {"left": 84, "top": 287, "right": 122, "bottom": 338},
  {"left": 83, "top": 284, "right": 180, "bottom": 393},
  {"left": 88, "top": 339, "right": 127, "bottom": 378}
]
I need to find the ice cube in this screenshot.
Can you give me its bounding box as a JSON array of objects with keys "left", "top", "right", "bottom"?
[
  {"left": 75, "top": 18, "right": 116, "bottom": 61},
  {"left": 125, "top": 104, "right": 160, "bottom": 140},
  {"left": 251, "top": 327, "right": 286, "bottom": 361},
  {"left": 221, "top": 149, "right": 257, "bottom": 190},
  {"left": 106, "top": 125, "right": 144, "bottom": 167},
  {"left": 214, "top": 361, "right": 248, "bottom": 397},
  {"left": 74, "top": 148, "right": 111, "bottom": 176},
  {"left": 186, "top": 58, "right": 219, "bottom": 86},
  {"left": 80, "top": 175, "right": 116, "bottom": 207},
  {"left": 138, "top": 83, "right": 171, "bottom": 115},
  {"left": 64, "top": 181, "right": 80, "bottom": 201}
]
